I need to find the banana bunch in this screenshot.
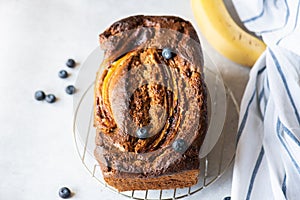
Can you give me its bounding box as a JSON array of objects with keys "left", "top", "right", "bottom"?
[{"left": 191, "top": 0, "right": 266, "bottom": 67}]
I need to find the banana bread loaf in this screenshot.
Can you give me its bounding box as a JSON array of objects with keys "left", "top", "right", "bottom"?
[{"left": 94, "top": 15, "right": 208, "bottom": 191}]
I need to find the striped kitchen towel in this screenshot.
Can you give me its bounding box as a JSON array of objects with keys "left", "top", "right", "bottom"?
[{"left": 231, "top": 0, "right": 300, "bottom": 199}]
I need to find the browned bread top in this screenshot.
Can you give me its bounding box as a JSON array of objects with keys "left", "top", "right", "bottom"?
[{"left": 99, "top": 15, "right": 203, "bottom": 68}]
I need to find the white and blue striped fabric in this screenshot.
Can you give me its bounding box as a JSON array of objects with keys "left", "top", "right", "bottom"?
[{"left": 231, "top": 0, "right": 300, "bottom": 199}]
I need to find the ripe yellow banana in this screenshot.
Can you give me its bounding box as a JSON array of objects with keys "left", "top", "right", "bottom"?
[{"left": 191, "top": 0, "right": 266, "bottom": 67}]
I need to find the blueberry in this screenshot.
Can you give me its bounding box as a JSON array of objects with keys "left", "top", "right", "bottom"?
[
  {"left": 65, "top": 85, "right": 76, "bottom": 95},
  {"left": 45, "top": 94, "right": 56, "bottom": 103},
  {"left": 58, "top": 70, "right": 68, "bottom": 79},
  {"left": 59, "top": 187, "right": 71, "bottom": 199},
  {"left": 172, "top": 139, "right": 187, "bottom": 153},
  {"left": 223, "top": 197, "right": 231, "bottom": 200},
  {"left": 66, "top": 59, "right": 76, "bottom": 68},
  {"left": 34, "top": 90, "right": 45, "bottom": 101},
  {"left": 169, "top": 116, "right": 175, "bottom": 124},
  {"left": 136, "top": 127, "right": 148, "bottom": 139},
  {"left": 162, "top": 48, "right": 173, "bottom": 59}
]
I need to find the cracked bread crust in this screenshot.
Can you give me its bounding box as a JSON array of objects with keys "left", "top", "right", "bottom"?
[{"left": 94, "top": 15, "right": 208, "bottom": 191}]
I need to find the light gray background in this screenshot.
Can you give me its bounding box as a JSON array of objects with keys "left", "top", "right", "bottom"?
[{"left": 0, "top": 0, "right": 249, "bottom": 199}]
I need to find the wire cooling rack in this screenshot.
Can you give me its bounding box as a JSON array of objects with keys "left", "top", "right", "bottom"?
[{"left": 72, "top": 48, "right": 239, "bottom": 200}]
